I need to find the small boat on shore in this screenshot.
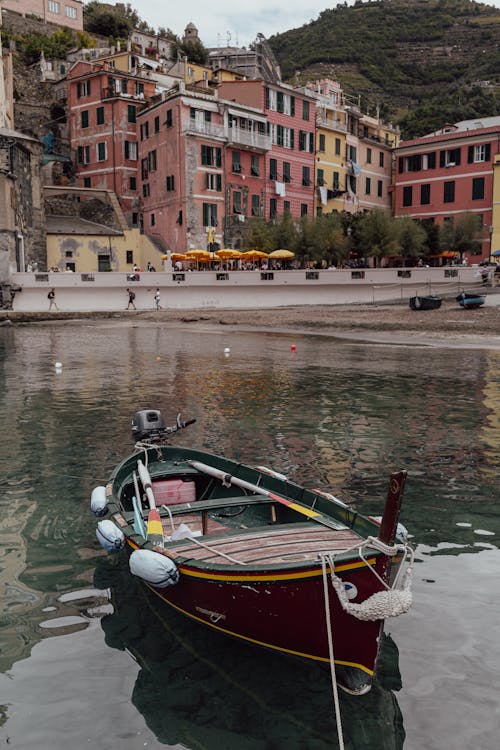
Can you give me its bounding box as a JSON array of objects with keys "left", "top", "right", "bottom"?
[
  {"left": 456, "top": 291, "right": 485, "bottom": 309},
  {"left": 409, "top": 295, "right": 442, "bottom": 311},
  {"left": 91, "top": 410, "right": 413, "bottom": 695}
]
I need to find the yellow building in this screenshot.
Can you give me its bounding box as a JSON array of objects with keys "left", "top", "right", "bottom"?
[
  {"left": 303, "top": 80, "right": 347, "bottom": 216},
  {"left": 45, "top": 187, "right": 164, "bottom": 272}
]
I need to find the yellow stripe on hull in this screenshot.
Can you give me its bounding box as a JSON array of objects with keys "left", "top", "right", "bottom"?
[{"left": 149, "top": 583, "right": 374, "bottom": 676}]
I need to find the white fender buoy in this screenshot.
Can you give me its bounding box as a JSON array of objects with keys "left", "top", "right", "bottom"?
[
  {"left": 96, "top": 520, "right": 125, "bottom": 554},
  {"left": 129, "top": 549, "right": 179, "bottom": 588},
  {"left": 90, "top": 486, "right": 108, "bottom": 517}
]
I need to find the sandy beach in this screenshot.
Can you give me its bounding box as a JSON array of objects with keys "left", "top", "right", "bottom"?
[
  {"left": 2, "top": 296, "right": 500, "bottom": 348},
  {"left": 140, "top": 296, "right": 500, "bottom": 348}
]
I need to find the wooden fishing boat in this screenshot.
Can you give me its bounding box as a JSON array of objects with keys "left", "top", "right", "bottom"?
[
  {"left": 409, "top": 295, "right": 442, "bottom": 311},
  {"left": 456, "top": 291, "right": 485, "bottom": 309},
  {"left": 91, "top": 410, "right": 413, "bottom": 696}
]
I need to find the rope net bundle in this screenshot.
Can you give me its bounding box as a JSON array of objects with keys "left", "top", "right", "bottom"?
[{"left": 325, "top": 536, "right": 414, "bottom": 621}]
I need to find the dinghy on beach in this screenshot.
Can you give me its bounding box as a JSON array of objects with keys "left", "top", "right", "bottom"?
[{"left": 91, "top": 410, "right": 414, "bottom": 695}]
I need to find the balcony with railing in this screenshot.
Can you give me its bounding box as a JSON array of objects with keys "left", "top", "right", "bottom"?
[
  {"left": 316, "top": 113, "right": 347, "bottom": 133},
  {"left": 182, "top": 120, "right": 226, "bottom": 139},
  {"left": 226, "top": 126, "right": 271, "bottom": 151}
]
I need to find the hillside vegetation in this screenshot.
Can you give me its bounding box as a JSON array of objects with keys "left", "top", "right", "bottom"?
[{"left": 268, "top": 0, "right": 500, "bottom": 137}]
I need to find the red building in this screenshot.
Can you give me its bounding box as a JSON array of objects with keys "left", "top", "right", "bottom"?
[
  {"left": 137, "top": 84, "right": 270, "bottom": 252},
  {"left": 67, "top": 61, "right": 156, "bottom": 226},
  {"left": 394, "top": 118, "right": 500, "bottom": 260},
  {"left": 218, "top": 80, "right": 316, "bottom": 222}
]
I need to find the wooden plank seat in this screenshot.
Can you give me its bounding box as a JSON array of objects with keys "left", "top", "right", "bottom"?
[{"left": 166, "top": 522, "right": 362, "bottom": 565}]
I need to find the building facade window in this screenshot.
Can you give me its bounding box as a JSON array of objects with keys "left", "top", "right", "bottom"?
[
  {"left": 83, "top": 177, "right": 91, "bottom": 187},
  {"left": 166, "top": 175, "right": 175, "bottom": 192},
  {"left": 81, "top": 110, "right": 88, "bottom": 128},
  {"left": 77, "top": 145, "right": 90, "bottom": 164},
  {"left": 282, "top": 162, "right": 291, "bottom": 183},
  {"left": 232, "top": 151, "right": 241, "bottom": 173},
  {"left": 284, "top": 200, "right": 290, "bottom": 213},
  {"left": 365, "top": 177, "right": 371, "bottom": 195},
  {"left": 318, "top": 133, "right": 326, "bottom": 152},
  {"left": 420, "top": 183, "right": 430, "bottom": 205},
  {"left": 269, "top": 198, "right": 277, "bottom": 218},
  {"left": 269, "top": 158, "right": 278, "bottom": 180},
  {"left": 302, "top": 100, "right": 310, "bottom": 120},
  {"left": 403, "top": 186, "right": 412, "bottom": 207},
  {"left": 333, "top": 172, "right": 340, "bottom": 189},
  {"left": 97, "top": 142, "right": 106, "bottom": 161},
  {"left": 377, "top": 179, "right": 382, "bottom": 197},
  {"left": 468, "top": 144, "right": 491, "bottom": 163},
  {"left": 201, "top": 145, "right": 221, "bottom": 166},
  {"left": 129, "top": 176, "right": 136, "bottom": 190},
  {"left": 48, "top": 1, "right": 60, "bottom": 13},
  {"left": 128, "top": 105, "right": 136, "bottom": 123},
  {"left": 166, "top": 109, "right": 173, "bottom": 127},
  {"left": 202, "top": 203, "right": 218, "bottom": 226},
  {"left": 366, "top": 147, "right": 372, "bottom": 164},
  {"left": 205, "top": 173, "right": 222, "bottom": 191},
  {"left": 302, "top": 166, "right": 311, "bottom": 186},
  {"left": 96, "top": 106, "right": 105, "bottom": 125},
  {"left": 65, "top": 5, "right": 77, "bottom": 18},
  {"left": 250, "top": 154, "right": 260, "bottom": 176},
  {"left": 300, "top": 203, "right": 308, "bottom": 216},
  {"left": 317, "top": 168, "right": 324, "bottom": 186},
  {"left": 472, "top": 177, "right": 485, "bottom": 200},
  {"left": 335, "top": 138, "right": 341, "bottom": 155},
  {"left": 443, "top": 181, "right": 455, "bottom": 203},
  {"left": 205, "top": 173, "right": 221, "bottom": 191},
  {"left": 124, "top": 141, "right": 138, "bottom": 160},
  {"left": 77, "top": 80, "right": 90, "bottom": 98},
  {"left": 233, "top": 190, "right": 242, "bottom": 214},
  {"left": 440, "top": 148, "right": 461, "bottom": 168},
  {"left": 379, "top": 151, "right": 384, "bottom": 168},
  {"left": 251, "top": 194, "right": 261, "bottom": 216}
]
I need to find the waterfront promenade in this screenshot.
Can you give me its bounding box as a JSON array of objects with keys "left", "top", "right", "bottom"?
[{"left": 9, "top": 265, "right": 488, "bottom": 312}]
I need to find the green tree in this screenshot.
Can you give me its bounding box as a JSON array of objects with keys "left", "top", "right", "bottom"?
[
  {"left": 394, "top": 216, "right": 427, "bottom": 263},
  {"left": 179, "top": 38, "right": 209, "bottom": 65},
  {"left": 357, "top": 209, "right": 398, "bottom": 267},
  {"left": 83, "top": 1, "right": 138, "bottom": 38},
  {"left": 440, "top": 212, "right": 483, "bottom": 259}
]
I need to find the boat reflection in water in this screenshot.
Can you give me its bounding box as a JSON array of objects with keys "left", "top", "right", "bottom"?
[{"left": 96, "top": 557, "right": 405, "bottom": 750}]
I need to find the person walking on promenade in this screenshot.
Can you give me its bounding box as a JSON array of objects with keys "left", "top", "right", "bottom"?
[
  {"left": 47, "top": 288, "right": 58, "bottom": 311},
  {"left": 126, "top": 288, "right": 137, "bottom": 310},
  {"left": 154, "top": 288, "right": 162, "bottom": 310}
]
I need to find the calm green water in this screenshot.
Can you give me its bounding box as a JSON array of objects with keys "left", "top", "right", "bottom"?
[{"left": 0, "top": 320, "right": 499, "bottom": 750}]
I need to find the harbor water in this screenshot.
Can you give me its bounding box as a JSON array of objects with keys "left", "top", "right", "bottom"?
[{"left": 0, "top": 319, "right": 499, "bottom": 750}]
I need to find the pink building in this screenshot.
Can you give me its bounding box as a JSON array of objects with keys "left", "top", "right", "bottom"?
[
  {"left": 394, "top": 117, "right": 500, "bottom": 260},
  {"left": 218, "top": 80, "right": 316, "bottom": 222},
  {"left": 2, "top": 0, "right": 83, "bottom": 31},
  {"left": 67, "top": 61, "right": 156, "bottom": 225},
  {"left": 137, "top": 84, "right": 270, "bottom": 252}
]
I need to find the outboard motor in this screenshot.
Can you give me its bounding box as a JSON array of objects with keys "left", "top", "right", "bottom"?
[{"left": 132, "top": 410, "right": 166, "bottom": 441}]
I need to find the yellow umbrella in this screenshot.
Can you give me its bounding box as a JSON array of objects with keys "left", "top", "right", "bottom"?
[
  {"left": 241, "top": 250, "right": 269, "bottom": 261},
  {"left": 216, "top": 249, "right": 242, "bottom": 260},
  {"left": 268, "top": 249, "right": 295, "bottom": 259},
  {"left": 170, "top": 253, "right": 187, "bottom": 262},
  {"left": 186, "top": 249, "right": 210, "bottom": 259}
]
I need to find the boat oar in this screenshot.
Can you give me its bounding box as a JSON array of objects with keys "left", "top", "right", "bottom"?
[
  {"left": 188, "top": 460, "right": 348, "bottom": 530},
  {"left": 137, "top": 459, "right": 164, "bottom": 547}
]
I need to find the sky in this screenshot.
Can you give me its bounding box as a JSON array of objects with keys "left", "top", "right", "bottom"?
[
  {"left": 126, "top": 0, "right": 500, "bottom": 48},
  {"left": 127, "top": 1, "right": 350, "bottom": 48}
]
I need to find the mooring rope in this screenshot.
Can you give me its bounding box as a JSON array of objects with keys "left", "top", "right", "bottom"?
[{"left": 320, "top": 555, "right": 345, "bottom": 750}]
